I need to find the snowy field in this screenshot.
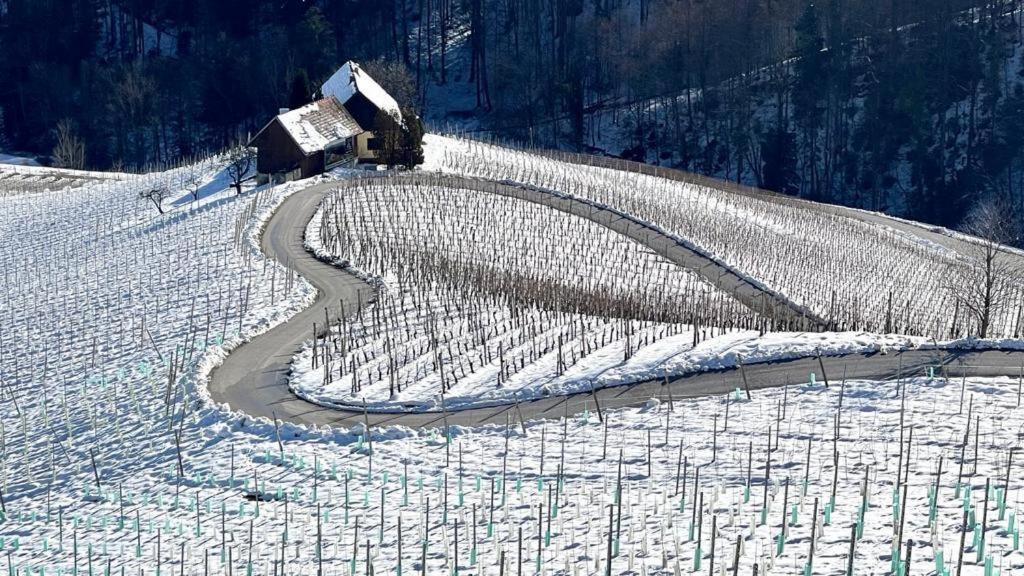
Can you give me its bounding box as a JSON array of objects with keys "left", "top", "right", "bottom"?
[
  {"left": 0, "top": 163, "right": 128, "bottom": 196},
  {"left": 0, "top": 146, "right": 1022, "bottom": 576},
  {"left": 424, "top": 135, "right": 1024, "bottom": 340},
  {"left": 0, "top": 153, "right": 41, "bottom": 167}
]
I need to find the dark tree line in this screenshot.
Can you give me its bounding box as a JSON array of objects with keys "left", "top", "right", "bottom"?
[
  {"left": 461, "top": 0, "right": 1024, "bottom": 232},
  {"left": 2, "top": 0, "right": 1024, "bottom": 232},
  {"left": 0, "top": 0, "right": 353, "bottom": 169}
]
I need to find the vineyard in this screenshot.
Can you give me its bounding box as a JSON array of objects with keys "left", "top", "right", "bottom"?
[
  {"left": 0, "top": 164, "right": 127, "bottom": 196},
  {"left": 0, "top": 141, "right": 1022, "bottom": 576},
  {"left": 293, "top": 175, "right": 761, "bottom": 410},
  {"left": 425, "top": 135, "right": 1024, "bottom": 340}
]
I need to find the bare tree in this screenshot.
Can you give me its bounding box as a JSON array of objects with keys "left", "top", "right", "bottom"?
[
  {"left": 180, "top": 165, "right": 202, "bottom": 203},
  {"left": 226, "top": 146, "right": 255, "bottom": 194},
  {"left": 139, "top": 186, "right": 171, "bottom": 215},
  {"left": 52, "top": 119, "right": 86, "bottom": 170},
  {"left": 363, "top": 58, "right": 418, "bottom": 114},
  {"left": 946, "top": 197, "right": 1021, "bottom": 338}
]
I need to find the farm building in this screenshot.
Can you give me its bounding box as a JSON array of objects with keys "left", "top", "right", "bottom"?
[
  {"left": 249, "top": 97, "right": 362, "bottom": 182},
  {"left": 250, "top": 61, "right": 404, "bottom": 183},
  {"left": 321, "top": 61, "right": 403, "bottom": 128}
]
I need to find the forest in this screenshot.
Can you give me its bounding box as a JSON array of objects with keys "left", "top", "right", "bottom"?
[{"left": 1, "top": 0, "right": 1023, "bottom": 231}]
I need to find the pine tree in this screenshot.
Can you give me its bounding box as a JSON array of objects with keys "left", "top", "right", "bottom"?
[
  {"left": 401, "top": 109, "right": 425, "bottom": 169},
  {"left": 761, "top": 126, "right": 799, "bottom": 196},
  {"left": 791, "top": 2, "right": 828, "bottom": 199},
  {"left": 288, "top": 69, "right": 312, "bottom": 110},
  {"left": 290, "top": 7, "right": 336, "bottom": 82}
]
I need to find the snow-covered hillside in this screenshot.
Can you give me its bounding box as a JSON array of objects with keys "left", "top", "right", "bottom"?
[
  {"left": 0, "top": 163, "right": 129, "bottom": 196},
  {"left": 292, "top": 176, "right": 757, "bottom": 411},
  {"left": 426, "top": 134, "right": 1023, "bottom": 340},
  {"left": 0, "top": 144, "right": 1022, "bottom": 576}
]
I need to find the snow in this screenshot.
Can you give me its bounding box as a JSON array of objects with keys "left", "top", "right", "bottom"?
[
  {"left": 2, "top": 140, "right": 1024, "bottom": 575},
  {"left": 0, "top": 162, "right": 128, "bottom": 180},
  {"left": 864, "top": 208, "right": 1024, "bottom": 261},
  {"left": 0, "top": 163, "right": 128, "bottom": 197},
  {"left": 274, "top": 99, "right": 362, "bottom": 156},
  {"left": 278, "top": 101, "right": 332, "bottom": 154},
  {"left": 103, "top": 3, "right": 178, "bottom": 58},
  {"left": 0, "top": 152, "right": 41, "bottom": 166},
  {"left": 422, "top": 133, "right": 1021, "bottom": 339},
  {"left": 293, "top": 178, "right": 756, "bottom": 411},
  {"left": 321, "top": 61, "right": 403, "bottom": 122}
]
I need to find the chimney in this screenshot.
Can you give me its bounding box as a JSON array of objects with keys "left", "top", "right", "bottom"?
[{"left": 279, "top": 108, "right": 289, "bottom": 115}]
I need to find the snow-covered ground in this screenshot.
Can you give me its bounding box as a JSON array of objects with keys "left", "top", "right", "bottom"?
[
  {"left": 0, "top": 152, "right": 41, "bottom": 166},
  {"left": 0, "top": 163, "right": 130, "bottom": 196},
  {"left": 1, "top": 144, "right": 1022, "bottom": 576}
]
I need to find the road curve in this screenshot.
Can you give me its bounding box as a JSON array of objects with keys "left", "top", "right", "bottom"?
[
  {"left": 208, "top": 176, "right": 1024, "bottom": 430},
  {"left": 207, "top": 181, "right": 378, "bottom": 429}
]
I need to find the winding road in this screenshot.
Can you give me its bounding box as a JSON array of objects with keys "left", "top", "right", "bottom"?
[{"left": 208, "top": 173, "right": 1024, "bottom": 430}]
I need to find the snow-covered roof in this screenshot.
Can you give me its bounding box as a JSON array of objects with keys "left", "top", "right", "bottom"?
[
  {"left": 321, "top": 61, "right": 403, "bottom": 123},
  {"left": 271, "top": 97, "right": 362, "bottom": 156}
]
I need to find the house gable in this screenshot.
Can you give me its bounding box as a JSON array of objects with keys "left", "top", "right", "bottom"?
[
  {"left": 250, "top": 118, "right": 305, "bottom": 175},
  {"left": 343, "top": 92, "right": 383, "bottom": 132},
  {"left": 322, "top": 61, "right": 403, "bottom": 126}
]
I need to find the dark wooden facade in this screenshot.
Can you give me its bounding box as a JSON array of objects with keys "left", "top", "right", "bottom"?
[
  {"left": 250, "top": 116, "right": 355, "bottom": 180},
  {"left": 250, "top": 66, "right": 396, "bottom": 181},
  {"left": 250, "top": 119, "right": 306, "bottom": 177},
  {"left": 343, "top": 92, "right": 382, "bottom": 132}
]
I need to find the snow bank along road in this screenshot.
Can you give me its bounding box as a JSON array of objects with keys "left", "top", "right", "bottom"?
[{"left": 208, "top": 174, "right": 1024, "bottom": 429}]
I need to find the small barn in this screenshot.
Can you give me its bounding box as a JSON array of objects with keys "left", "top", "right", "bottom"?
[
  {"left": 250, "top": 61, "right": 405, "bottom": 183},
  {"left": 249, "top": 97, "right": 362, "bottom": 182}
]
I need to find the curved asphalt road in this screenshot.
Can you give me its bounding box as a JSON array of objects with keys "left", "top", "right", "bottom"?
[
  {"left": 208, "top": 181, "right": 378, "bottom": 428},
  {"left": 208, "top": 175, "right": 1024, "bottom": 430}
]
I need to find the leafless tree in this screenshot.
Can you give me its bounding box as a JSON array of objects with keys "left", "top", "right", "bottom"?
[
  {"left": 180, "top": 165, "right": 202, "bottom": 203},
  {"left": 363, "top": 58, "right": 418, "bottom": 114},
  {"left": 139, "top": 186, "right": 171, "bottom": 215},
  {"left": 946, "top": 197, "right": 1021, "bottom": 338},
  {"left": 226, "top": 145, "right": 255, "bottom": 194},
  {"left": 52, "top": 119, "right": 86, "bottom": 170}
]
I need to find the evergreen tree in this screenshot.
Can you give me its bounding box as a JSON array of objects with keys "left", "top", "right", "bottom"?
[
  {"left": 70, "top": 0, "right": 101, "bottom": 66},
  {"left": 400, "top": 109, "right": 425, "bottom": 169},
  {"left": 290, "top": 7, "right": 336, "bottom": 82},
  {"left": 288, "top": 69, "right": 312, "bottom": 110},
  {"left": 0, "top": 0, "right": 1020, "bottom": 237},
  {"left": 791, "top": 2, "right": 828, "bottom": 199},
  {"left": 761, "top": 126, "right": 799, "bottom": 195}
]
